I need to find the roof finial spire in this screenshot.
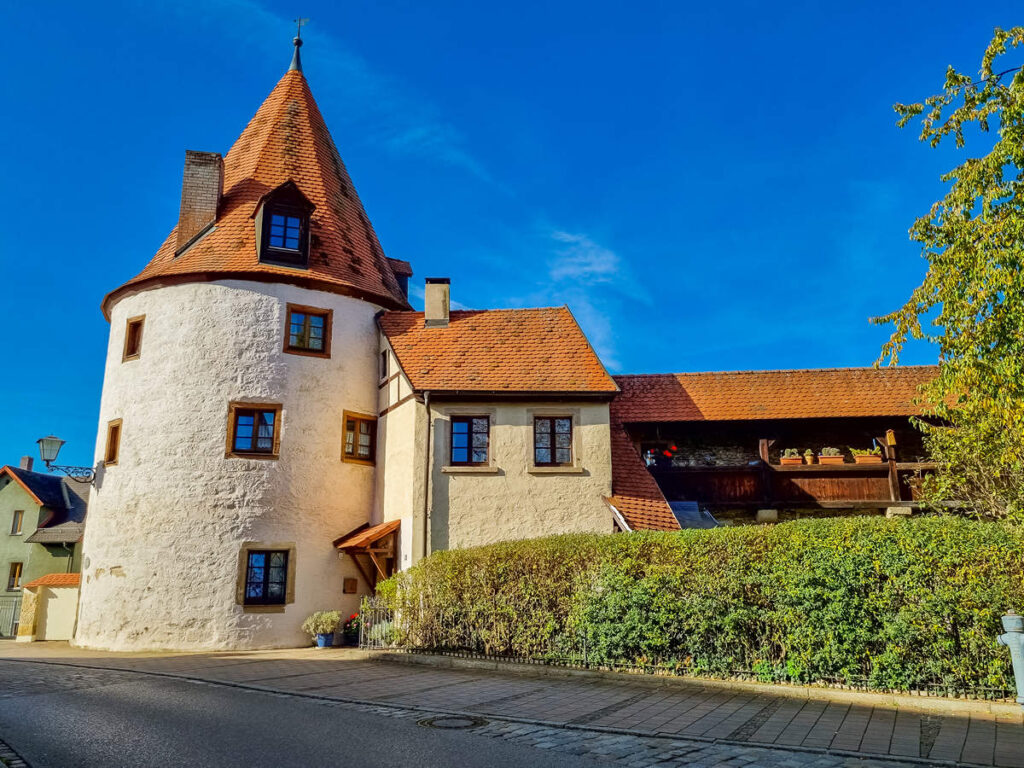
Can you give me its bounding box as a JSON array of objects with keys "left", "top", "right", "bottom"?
[{"left": 289, "top": 17, "right": 309, "bottom": 72}]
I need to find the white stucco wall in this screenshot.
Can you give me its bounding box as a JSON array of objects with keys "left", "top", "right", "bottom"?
[
  {"left": 75, "top": 280, "right": 380, "bottom": 651},
  {"left": 428, "top": 402, "right": 614, "bottom": 551}
]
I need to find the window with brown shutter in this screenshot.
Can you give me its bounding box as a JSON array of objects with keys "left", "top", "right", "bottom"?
[
  {"left": 104, "top": 419, "right": 122, "bottom": 466},
  {"left": 7, "top": 562, "right": 23, "bottom": 591},
  {"left": 283, "top": 304, "right": 332, "bottom": 357},
  {"left": 122, "top": 316, "right": 145, "bottom": 361},
  {"left": 342, "top": 412, "right": 376, "bottom": 465},
  {"left": 534, "top": 417, "right": 573, "bottom": 466}
]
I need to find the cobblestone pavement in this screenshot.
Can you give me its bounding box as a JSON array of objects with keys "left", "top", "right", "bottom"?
[{"left": 1, "top": 642, "right": 1021, "bottom": 768}]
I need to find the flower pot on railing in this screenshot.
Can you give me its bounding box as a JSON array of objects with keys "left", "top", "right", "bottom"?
[
  {"left": 780, "top": 456, "right": 803, "bottom": 466},
  {"left": 853, "top": 454, "right": 883, "bottom": 464},
  {"left": 818, "top": 448, "right": 845, "bottom": 465}
]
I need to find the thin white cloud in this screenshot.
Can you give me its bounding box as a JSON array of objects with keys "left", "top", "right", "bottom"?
[{"left": 148, "top": 0, "right": 494, "bottom": 184}]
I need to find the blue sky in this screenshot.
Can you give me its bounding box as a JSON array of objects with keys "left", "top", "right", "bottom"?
[{"left": 0, "top": 1, "right": 1019, "bottom": 468}]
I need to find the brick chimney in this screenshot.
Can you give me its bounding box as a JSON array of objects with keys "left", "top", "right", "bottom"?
[
  {"left": 175, "top": 150, "right": 223, "bottom": 255},
  {"left": 19, "top": 456, "right": 33, "bottom": 471},
  {"left": 424, "top": 278, "right": 450, "bottom": 328}
]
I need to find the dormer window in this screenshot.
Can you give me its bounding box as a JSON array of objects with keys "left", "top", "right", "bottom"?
[
  {"left": 254, "top": 181, "right": 315, "bottom": 269},
  {"left": 269, "top": 213, "right": 302, "bottom": 250}
]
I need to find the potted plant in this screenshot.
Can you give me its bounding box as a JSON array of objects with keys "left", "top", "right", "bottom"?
[
  {"left": 779, "top": 448, "right": 803, "bottom": 466},
  {"left": 803, "top": 449, "right": 815, "bottom": 465},
  {"left": 818, "top": 447, "right": 845, "bottom": 465},
  {"left": 342, "top": 612, "right": 362, "bottom": 646},
  {"left": 301, "top": 610, "right": 341, "bottom": 648},
  {"left": 851, "top": 446, "right": 883, "bottom": 464}
]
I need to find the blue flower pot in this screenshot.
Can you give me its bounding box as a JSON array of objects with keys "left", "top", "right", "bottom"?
[{"left": 315, "top": 632, "right": 335, "bottom": 648}]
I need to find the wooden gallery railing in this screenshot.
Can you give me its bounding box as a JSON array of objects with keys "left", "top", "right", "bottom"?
[{"left": 649, "top": 438, "right": 937, "bottom": 509}]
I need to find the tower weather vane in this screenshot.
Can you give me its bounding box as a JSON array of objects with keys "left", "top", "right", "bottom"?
[{"left": 290, "top": 17, "right": 309, "bottom": 72}]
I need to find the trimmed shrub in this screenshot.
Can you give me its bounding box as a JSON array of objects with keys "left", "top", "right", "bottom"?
[{"left": 377, "top": 517, "right": 1024, "bottom": 695}]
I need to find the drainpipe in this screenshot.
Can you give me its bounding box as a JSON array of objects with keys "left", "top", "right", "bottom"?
[
  {"left": 419, "top": 391, "right": 433, "bottom": 563},
  {"left": 998, "top": 610, "right": 1024, "bottom": 707}
]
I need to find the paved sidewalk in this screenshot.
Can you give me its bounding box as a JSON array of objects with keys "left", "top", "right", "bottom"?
[{"left": 1, "top": 642, "right": 1021, "bottom": 767}]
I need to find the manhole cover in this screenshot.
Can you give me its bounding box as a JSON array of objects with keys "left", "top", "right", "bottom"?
[{"left": 417, "top": 715, "right": 488, "bottom": 730}]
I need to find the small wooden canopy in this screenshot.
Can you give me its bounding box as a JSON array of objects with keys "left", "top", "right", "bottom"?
[{"left": 333, "top": 520, "right": 400, "bottom": 589}]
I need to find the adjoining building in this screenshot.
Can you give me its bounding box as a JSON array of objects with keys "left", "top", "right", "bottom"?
[
  {"left": 0, "top": 458, "right": 88, "bottom": 639},
  {"left": 74, "top": 39, "right": 940, "bottom": 651}
]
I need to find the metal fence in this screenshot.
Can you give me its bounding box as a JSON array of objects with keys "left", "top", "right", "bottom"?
[
  {"left": 358, "top": 596, "right": 1017, "bottom": 702},
  {"left": 0, "top": 595, "right": 21, "bottom": 638}
]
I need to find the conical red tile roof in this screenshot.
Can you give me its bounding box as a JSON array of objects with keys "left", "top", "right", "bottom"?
[{"left": 103, "top": 68, "right": 410, "bottom": 316}]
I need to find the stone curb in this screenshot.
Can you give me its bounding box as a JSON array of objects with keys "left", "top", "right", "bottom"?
[
  {"left": 0, "top": 735, "right": 29, "bottom": 768},
  {"left": 365, "top": 650, "right": 1023, "bottom": 717},
  {"left": 0, "top": 656, "right": 998, "bottom": 768}
]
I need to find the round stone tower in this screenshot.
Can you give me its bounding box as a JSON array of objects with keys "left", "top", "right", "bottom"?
[{"left": 75, "top": 42, "right": 410, "bottom": 650}]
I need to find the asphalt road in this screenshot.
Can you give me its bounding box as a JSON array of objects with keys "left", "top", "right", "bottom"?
[{"left": 0, "top": 661, "right": 600, "bottom": 767}]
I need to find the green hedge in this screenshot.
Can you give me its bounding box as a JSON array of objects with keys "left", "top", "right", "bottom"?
[{"left": 376, "top": 517, "right": 1024, "bottom": 695}]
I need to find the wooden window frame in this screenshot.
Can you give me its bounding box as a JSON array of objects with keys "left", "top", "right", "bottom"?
[
  {"left": 259, "top": 205, "right": 310, "bottom": 269},
  {"left": 342, "top": 411, "right": 377, "bottom": 466},
  {"left": 122, "top": 315, "right": 145, "bottom": 362},
  {"left": 226, "top": 402, "right": 283, "bottom": 460},
  {"left": 10, "top": 510, "right": 23, "bottom": 535},
  {"left": 235, "top": 542, "right": 296, "bottom": 613},
  {"left": 7, "top": 562, "right": 22, "bottom": 592},
  {"left": 283, "top": 304, "right": 332, "bottom": 358},
  {"left": 450, "top": 415, "right": 490, "bottom": 467},
  {"left": 379, "top": 350, "right": 389, "bottom": 381},
  {"left": 533, "top": 416, "right": 574, "bottom": 467},
  {"left": 104, "top": 419, "right": 122, "bottom": 466}
]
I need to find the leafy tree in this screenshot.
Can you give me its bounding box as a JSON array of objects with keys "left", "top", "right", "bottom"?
[{"left": 875, "top": 27, "right": 1024, "bottom": 522}]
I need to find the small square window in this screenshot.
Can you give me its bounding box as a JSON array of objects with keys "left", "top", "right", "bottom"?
[
  {"left": 243, "top": 549, "right": 289, "bottom": 605},
  {"left": 122, "top": 315, "right": 145, "bottom": 361},
  {"left": 227, "top": 403, "right": 282, "bottom": 459},
  {"left": 284, "top": 304, "right": 332, "bottom": 357},
  {"left": 451, "top": 416, "right": 489, "bottom": 466},
  {"left": 534, "top": 417, "right": 573, "bottom": 466},
  {"left": 104, "top": 419, "right": 122, "bottom": 466},
  {"left": 343, "top": 412, "right": 377, "bottom": 465},
  {"left": 10, "top": 510, "right": 23, "bottom": 535},
  {"left": 259, "top": 203, "right": 309, "bottom": 268},
  {"left": 7, "top": 562, "right": 23, "bottom": 591}
]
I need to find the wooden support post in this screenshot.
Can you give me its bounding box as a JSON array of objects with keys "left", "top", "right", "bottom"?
[
  {"left": 758, "top": 438, "right": 775, "bottom": 506},
  {"left": 879, "top": 432, "right": 901, "bottom": 502},
  {"left": 347, "top": 552, "right": 376, "bottom": 590}
]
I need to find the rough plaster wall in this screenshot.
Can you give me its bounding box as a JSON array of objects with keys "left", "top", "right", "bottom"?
[
  {"left": 429, "top": 402, "right": 614, "bottom": 551},
  {"left": 76, "top": 280, "right": 379, "bottom": 651},
  {"left": 375, "top": 395, "right": 425, "bottom": 570}
]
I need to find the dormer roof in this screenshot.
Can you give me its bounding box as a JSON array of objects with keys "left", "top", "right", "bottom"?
[{"left": 103, "top": 64, "right": 411, "bottom": 317}]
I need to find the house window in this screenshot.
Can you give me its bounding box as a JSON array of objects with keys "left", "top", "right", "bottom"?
[
  {"left": 343, "top": 412, "right": 376, "bottom": 464},
  {"left": 534, "top": 417, "right": 573, "bottom": 466},
  {"left": 379, "top": 350, "right": 389, "bottom": 380},
  {"left": 227, "top": 403, "right": 282, "bottom": 459},
  {"left": 269, "top": 214, "right": 302, "bottom": 250},
  {"left": 284, "top": 304, "right": 332, "bottom": 357},
  {"left": 259, "top": 205, "right": 309, "bottom": 268},
  {"left": 10, "top": 510, "right": 23, "bottom": 535},
  {"left": 104, "top": 419, "right": 122, "bottom": 466},
  {"left": 122, "top": 315, "right": 145, "bottom": 361},
  {"left": 451, "top": 416, "right": 489, "bottom": 466},
  {"left": 7, "top": 562, "right": 22, "bottom": 591},
  {"left": 243, "top": 550, "right": 289, "bottom": 605}
]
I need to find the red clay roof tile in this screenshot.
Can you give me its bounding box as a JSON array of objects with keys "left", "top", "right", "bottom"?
[
  {"left": 23, "top": 573, "right": 81, "bottom": 589},
  {"left": 379, "top": 308, "right": 618, "bottom": 393},
  {"left": 103, "top": 69, "right": 409, "bottom": 316},
  {"left": 612, "top": 366, "right": 939, "bottom": 423}
]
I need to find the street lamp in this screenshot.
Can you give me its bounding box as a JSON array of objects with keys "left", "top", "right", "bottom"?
[{"left": 36, "top": 435, "right": 95, "bottom": 483}]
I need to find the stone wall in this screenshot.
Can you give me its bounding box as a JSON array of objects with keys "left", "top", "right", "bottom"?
[{"left": 76, "top": 280, "right": 380, "bottom": 651}]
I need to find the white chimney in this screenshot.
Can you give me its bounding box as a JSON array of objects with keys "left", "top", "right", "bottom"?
[
  {"left": 19, "top": 456, "right": 33, "bottom": 471},
  {"left": 424, "top": 278, "right": 450, "bottom": 328}
]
